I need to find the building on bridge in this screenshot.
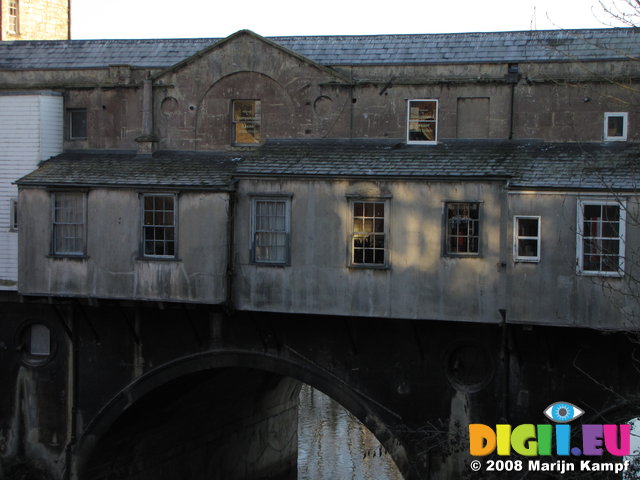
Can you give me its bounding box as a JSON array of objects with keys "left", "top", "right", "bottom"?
[{"left": 1, "top": 28, "right": 640, "bottom": 480}]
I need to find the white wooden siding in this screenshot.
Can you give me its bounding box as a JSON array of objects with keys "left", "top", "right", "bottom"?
[{"left": 0, "top": 93, "right": 63, "bottom": 289}]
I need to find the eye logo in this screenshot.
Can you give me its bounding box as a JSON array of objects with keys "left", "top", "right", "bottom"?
[{"left": 543, "top": 401, "right": 584, "bottom": 423}]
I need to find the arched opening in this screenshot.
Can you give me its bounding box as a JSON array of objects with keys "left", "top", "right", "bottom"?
[{"left": 75, "top": 351, "right": 407, "bottom": 480}]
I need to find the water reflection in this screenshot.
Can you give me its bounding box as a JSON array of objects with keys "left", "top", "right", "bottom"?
[{"left": 298, "top": 384, "right": 403, "bottom": 480}]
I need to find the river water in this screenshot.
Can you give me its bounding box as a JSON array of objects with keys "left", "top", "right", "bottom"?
[{"left": 297, "top": 385, "right": 403, "bottom": 480}]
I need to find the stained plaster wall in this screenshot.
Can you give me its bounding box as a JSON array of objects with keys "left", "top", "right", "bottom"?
[
  {"left": 234, "top": 178, "right": 507, "bottom": 323},
  {"left": 18, "top": 188, "right": 229, "bottom": 303}
]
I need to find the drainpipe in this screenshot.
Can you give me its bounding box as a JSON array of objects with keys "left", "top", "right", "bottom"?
[
  {"left": 225, "top": 183, "right": 237, "bottom": 314},
  {"left": 135, "top": 72, "right": 157, "bottom": 155}
]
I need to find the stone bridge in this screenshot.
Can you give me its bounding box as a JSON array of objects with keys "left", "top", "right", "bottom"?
[{"left": 2, "top": 293, "right": 640, "bottom": 480}]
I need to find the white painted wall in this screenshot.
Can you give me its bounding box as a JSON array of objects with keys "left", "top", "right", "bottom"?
[{"left": 0, "top": 92, "right": 63, "bottom": 290}]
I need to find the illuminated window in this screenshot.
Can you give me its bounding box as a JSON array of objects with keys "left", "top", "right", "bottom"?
[
  {"left": 351, "top": 200, "right": 387, "bottom": 266},
  {"left": 8, "top": 0, "right": 18, "bottom": 34},
  {"left": 251, "top": 196, "right": 291, "bottom": 264},
  {"left": 604, "top": 112, "right": 628, "bottom": 141},
  {"left": 445, "top": 202, "right": 480, "bottom": 256},
  {"left": 513, "top": 216, "right": 540, "bottom": 262},
  {"left": 577, "top": 200, "right": 625, "bottom": 276},
  {"left": 407, "top": 99, "right": 438, "bottom": 144},
  {"left": 52, "top": 192, "right": 86, "bottom": 256},
  {"left": 142, "top": 194, "right": 176, "bottom": 258},
  {"left": 233, "top": 100, "right": 261, "bottom": 145}
]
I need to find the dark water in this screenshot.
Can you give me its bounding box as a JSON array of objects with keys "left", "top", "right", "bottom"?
[{"left": 297, "top": 385, "right": 403, "bottom": 480}]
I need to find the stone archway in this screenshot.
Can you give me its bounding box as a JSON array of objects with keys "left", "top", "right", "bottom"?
[{"left": 73, "top": 349, "right": 409, "bottom": 480}]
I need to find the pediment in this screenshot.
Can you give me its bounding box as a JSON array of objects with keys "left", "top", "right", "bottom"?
[{"left": 154, "top": 29, "right": 349, "bottom": 84}]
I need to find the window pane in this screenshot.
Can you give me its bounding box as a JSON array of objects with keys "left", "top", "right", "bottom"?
[
  {"left": 53, "top": 192, "right": 85, "bottom": 255},
  {"left": 70, "top": 110, "right": 87, "bottom": 139},
  {"left": 518, "top": 218, "right": 538, "bottom": 237},
  {"left": 233, "top": 100, "right": 261, "bottom": 144},
  {"left": 518, "top": 239, "right": 538, "bottom": 257},
  {"left": 142, "top": 195, "right": 176, "bottom": 257},
  {"left": 446, "top": 203, "right": 479, "bottom": 254},
  {"left": 30, "top": 324, "right": 50, "bottom": 356},
  {"left": 408, "top": 100, "right": 437, "bottom": 142},
  {"left": 580, "top": 203, "right": 623, "bottom": 273},
  {"left": 253, "top": 199, "right": 289, "bottom": 263},
  {"left": 352, "top": 201, "right": 386, "bottom": 265},
  {"left": 608, "top": 116, "right": 624, "bottom": 137}
]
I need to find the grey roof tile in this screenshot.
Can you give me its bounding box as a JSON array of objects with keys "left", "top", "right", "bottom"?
[
  {"left": 16, "top": 141, "right": 640, "bottom": 192},
  {"left": 0, "top": 28, "right": 638, "bottom": 70}
]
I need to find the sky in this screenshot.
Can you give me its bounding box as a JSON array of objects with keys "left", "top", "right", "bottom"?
[{"left": 70, "top": 0, "right": 627, "bottom": 40}]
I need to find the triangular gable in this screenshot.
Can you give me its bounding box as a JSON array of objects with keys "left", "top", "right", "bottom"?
[{"left": 153, "top": 29, "right": 351, "bottom": 84}]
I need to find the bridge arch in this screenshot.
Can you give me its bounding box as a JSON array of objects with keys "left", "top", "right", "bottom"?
[{"left": 72, "top": 348, "right": 409, "bottom": 480}]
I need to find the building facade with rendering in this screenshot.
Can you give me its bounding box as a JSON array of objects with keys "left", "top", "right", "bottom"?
[{"left": 0, "top": 28, "right": 639, "bottom": 480}]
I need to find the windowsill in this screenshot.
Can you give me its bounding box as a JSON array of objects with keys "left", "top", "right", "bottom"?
[
  {"left": 251, "top": 262, "right": 290, "bottom": 267},
  {"left": 348, "top": 263, "right": 390, "bottom": 270},
  {"left": 47, "top": 254, "right": 89, "bottom": 260},
  {"left": 136, "top": 256, "right": 181, "bottom": 262},
  {"left": 514, "top": 258, "right": 540, "bottom": 263},
  {"left": 577, "top": 270, "right": 624, "bottom": 278},
  {"left": 444, "top": 254, "right": 482, "bottom": 258}
]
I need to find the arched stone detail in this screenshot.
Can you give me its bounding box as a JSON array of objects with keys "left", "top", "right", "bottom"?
[
  {"left": 194, "top": 71, "right": 297, "bottom": 150},
  {"left": 72, "top": 348, "right": 409, "bottom": 480}
]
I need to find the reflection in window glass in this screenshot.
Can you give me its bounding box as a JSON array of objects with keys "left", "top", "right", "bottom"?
[
  {"left": 446, "top": 203, "right": 479, "bottom": 255},
  {"left": 407, "top": 99, "right": 438, "bottom": 143},
  {"left": 514, "top": 216, "right": 540, "bottom": 262},
  {"left": 29, "top": 324, "right": 50, "bottom": 356},
  {"left": 352, "top": 201, "right": 386, "bottom": 265},
  {"left": 233, "top": 100, "right": 261, "bottom": 144}
]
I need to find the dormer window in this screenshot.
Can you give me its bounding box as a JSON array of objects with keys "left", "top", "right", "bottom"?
[
  {"left": 407, "top": 99, "right": 438, "bottom": 144},
  {"left": 604, "top": 112, "right": 628, "bottom": 141},
  {"left": 233, "top": 100, "right": 261, "bottom": 145}
]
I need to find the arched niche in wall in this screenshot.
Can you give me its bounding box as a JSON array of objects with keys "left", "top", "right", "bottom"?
[{"left": 194, "top": 71, "right": 296, "bottom": 150}]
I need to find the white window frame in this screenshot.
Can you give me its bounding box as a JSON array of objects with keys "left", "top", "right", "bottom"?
[
  {"left": 141, "top": 193, "right": 177, "bottom": 259},
  {"left": 604, "top": 112, "right": 628, "bottom": 141},
  {"left": 513, "top": 216, "right": 541, "bottom": 262},
  {"left": 407, "top": 99, "right": 438, "bottom": 145},
  {"left": 576, "top": 199, "right": 626, "bottom": 277},
  {"left": 51, "top": 191, "right": 86, "bottom": 256},
  {"left": 349, "top": 198, "right": 389, "bottom": 268},
  {"left": 250, "top": 195, "right": 291, "bottom": 265},
  {"left": 8, "top": 0, "right": 18, "bottom": 34}
]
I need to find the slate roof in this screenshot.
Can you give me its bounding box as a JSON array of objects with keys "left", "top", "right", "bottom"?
[
  {"left": 16, "top": 151, "right": 239, "bottom": 189},
  {"left": 16, "top": 141, "right": 640, "bottom": 192},
  {"left": 1, "top": 28, "right": 638, "bottom": 70}
]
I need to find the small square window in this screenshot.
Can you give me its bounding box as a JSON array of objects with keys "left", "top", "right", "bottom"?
[
  {"left": 407, "top": 99, "right": 438, "bottom": 144},
  {"left": 233, "top": 100, "right": 261, "bottom": 145},
  {"left": 445, "top": 202, "right": 480, "bottom": 256},
  {"left": 604, "top": 112, "right": 628, "bottom": 141},
  {"left": 69, "top": 109, "right": 87, "bottom": 140},
  {"left": 514, "top": 216, "right": 540, "bottom": 262},
  {"left": 351, "top": 200, "right": 387, "bottom": 267}
]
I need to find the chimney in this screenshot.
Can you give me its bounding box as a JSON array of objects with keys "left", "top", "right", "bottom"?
[{"left": 135, "top": 72, "right": 157, "bottom": 155}]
